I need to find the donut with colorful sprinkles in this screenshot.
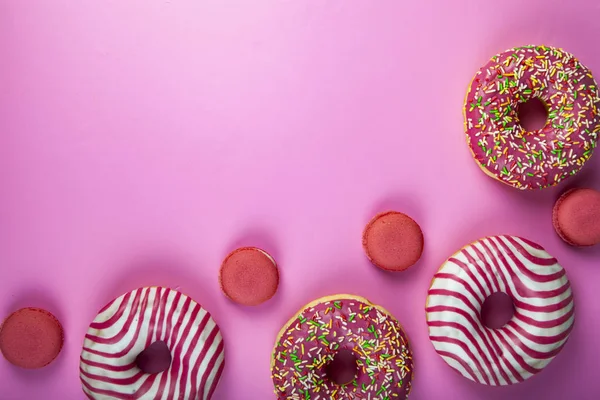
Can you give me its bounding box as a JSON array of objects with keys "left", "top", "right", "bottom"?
[
  {"left": 464, "top": 45, "right": 600, "bottom": 189},
  {"left": 271, "top": 295, "right": 413, "bottom": 399}
]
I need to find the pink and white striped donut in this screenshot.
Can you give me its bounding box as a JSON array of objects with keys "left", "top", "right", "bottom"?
[
  {"left": 80, "top": 287, "right": 225, "bottom": 399},
  {"left": 426, "top": 235, "right": 574, "bottom": 385}
]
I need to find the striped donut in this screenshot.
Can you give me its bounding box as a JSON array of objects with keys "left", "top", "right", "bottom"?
[
  {"left": 426, "top": 235, "right": 574, "bottom": 385},
  {"left": 80, "top": 287, "right": 225, "bottom": 399}
]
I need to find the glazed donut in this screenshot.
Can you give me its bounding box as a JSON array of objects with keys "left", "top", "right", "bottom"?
[
  {"left": 426, "top": 235, "right": 574, "bottom": 385},
  {"left": 80, "top": 287, "right": 225, "bottom": 399},
  {"left": 271, "top": 294, "right": 413, "bottom": 399},
  {"left": 464, "top": 45, "right": 600, "bottom": 189}
]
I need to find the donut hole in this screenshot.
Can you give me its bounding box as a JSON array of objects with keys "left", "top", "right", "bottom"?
[
  {"left": 517, "top": 97, "right": 549, "bottom": 132},
  {"left": 325, "top": 349, "right": 358, "bottom": 386},
  {"left": 136, "top": 340, "right": 172, "bottom": 374},
  {"left": 481, "top": 292, "right": 515, "bottom": 329}
]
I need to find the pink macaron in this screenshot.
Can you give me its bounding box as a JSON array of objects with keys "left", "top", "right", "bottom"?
[
  {"left": 362, "top": 211, "right": 424, "bottom": 271},
  {"left": 0, "top": 307, "right": 64, "bottom": 369},
  {"left": 552, "top": 188, "right": 600, "bottom": 246},
  {"left": 219, "top": 247, "right": 279, "bottom": 306}
]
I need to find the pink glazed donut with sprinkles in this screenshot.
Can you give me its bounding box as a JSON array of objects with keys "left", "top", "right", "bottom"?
[
  {"left": 271, "top": 295, "right": 413, "bottom": 399},
  {"left": 464, "top": 45, "right": 600, "bottom": 189}
]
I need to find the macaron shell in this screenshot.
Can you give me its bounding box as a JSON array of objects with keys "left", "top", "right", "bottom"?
[
  {"left": 553, "top": 188, "right": 600, "bottom": 246},
  {"left": 219, "top": 247, "right": 279, "bottom": 306},
  {"left": 0, "top": 308, "right": 64, "bottom": 369},
  {"left": 362, "top": 211, "right": 424, "bottom": 271}
]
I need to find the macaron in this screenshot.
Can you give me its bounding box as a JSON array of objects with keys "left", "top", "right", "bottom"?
[
  {"left": 552, "top": 188, "right": 600, "bottom": 246},
  {"left": 219, "top": 247, "right": 279, "bottom": 306},
  {"left": 362, "top": 211, "right": 424, "bottom": 271},
  {"left": 0, "top": 307, "right": 64, "bottom": 369}
]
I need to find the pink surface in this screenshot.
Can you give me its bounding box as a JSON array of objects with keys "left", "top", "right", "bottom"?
[{"left": 1, "top": 1, "right": 599, "bottom": 399}]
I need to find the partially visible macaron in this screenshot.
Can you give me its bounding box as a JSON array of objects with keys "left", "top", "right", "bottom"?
[
  {"left": 553, "top": 188, "right": 600, "bottom": 246},
  {"left": 0, "top": 307, "right": 64, "bottom": 369},
  {"left": 362, "top": 211, "right": 424, "bottom": 271},
  {"left": 219, "top": 247, "right": 279, "bottom": 306}
]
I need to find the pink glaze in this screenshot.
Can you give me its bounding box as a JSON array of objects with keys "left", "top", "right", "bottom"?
[
  {"left": 465, "top": 45, "right": 600, "bottom": 189},
  {"left": 272, "top": 296, "right": 413, "bottom": 399},
  {"left": 553, "top": 188, "right": 600, "bottom": 246}
]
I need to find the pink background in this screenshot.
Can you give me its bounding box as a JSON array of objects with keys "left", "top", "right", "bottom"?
[{"left": 1, "top": 1, "right": 599, "bottom": 399}]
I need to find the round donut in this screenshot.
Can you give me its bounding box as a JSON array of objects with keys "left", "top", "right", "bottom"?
[
  {"left": 426, "top": 235, "right": 574, "bottom": 385},
  {"left": 464, "top": 45, "right": 600, "bottom": 189},
  {"left": 80, "top": 287, "right": 225, "bottom": 399},
  {"left": 0, "top": 307, "right": 64, "bottom": 369},
  {"left": 271, "top": 294, "right": 413, "bottom": 399}
]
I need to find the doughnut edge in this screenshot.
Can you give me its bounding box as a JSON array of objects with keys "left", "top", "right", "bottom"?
[{"left": 271, "top": 294, "right": 413, "bottom": 396}]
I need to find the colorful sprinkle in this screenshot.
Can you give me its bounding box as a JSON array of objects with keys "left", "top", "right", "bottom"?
[
  {"left": 464, "top": 45, "right": 599, "bottom": 189},
  {"left": 271, "top": 297, "right": 413, "bottom": 399}
]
